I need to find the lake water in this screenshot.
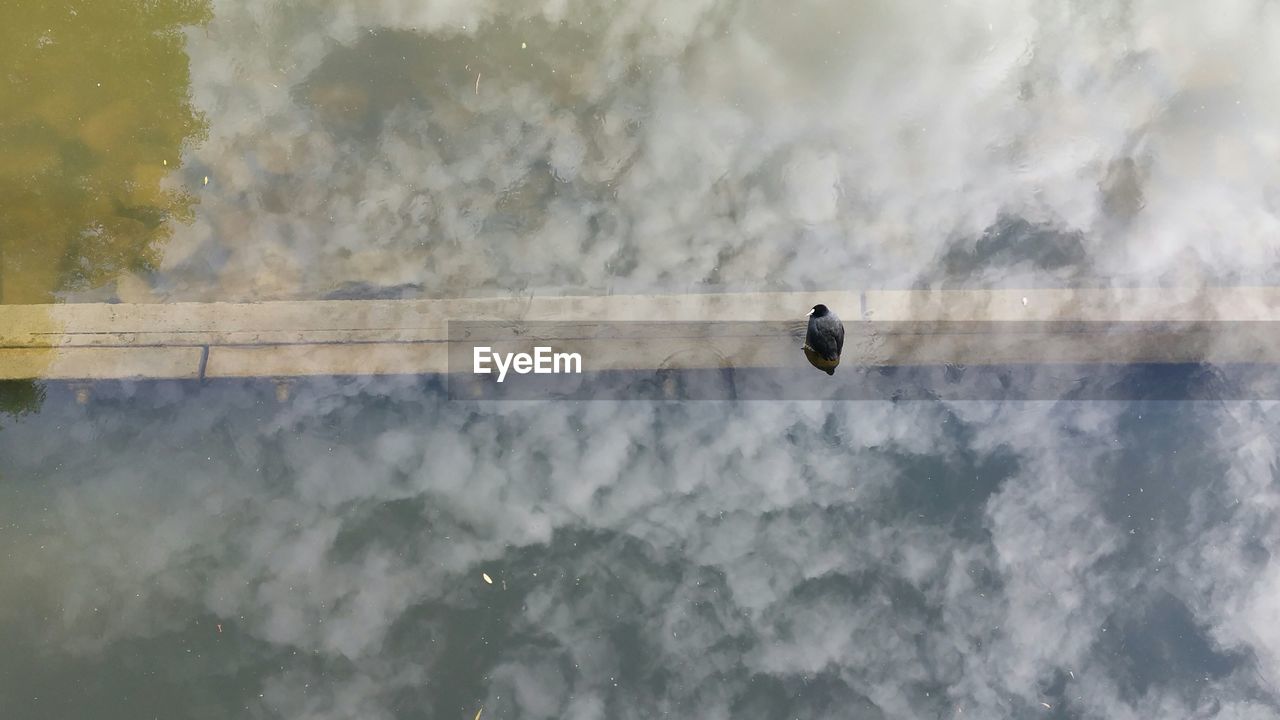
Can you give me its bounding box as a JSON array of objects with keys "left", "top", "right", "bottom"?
[
  {"left": 4, "top": 1, "right": 1280, "bottom": 718},
  {"left": 4, "top": 381, "right": 1278, "bottom": 718}
]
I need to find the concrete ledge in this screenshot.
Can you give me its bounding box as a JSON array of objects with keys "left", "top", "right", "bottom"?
[
  {"left": 205, "top": 343, "right": 449, "bottom": 378},
  {"left": 3, "top": 288, "right": 1280, "bottom": 380},
  {"left": 0, "top": 346, "right": 203, "bottom": 380}
]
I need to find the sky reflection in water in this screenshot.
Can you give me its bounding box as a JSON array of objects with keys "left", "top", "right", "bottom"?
[{"left": 4, "top": 0, "right": 1280, "bottom": 718}]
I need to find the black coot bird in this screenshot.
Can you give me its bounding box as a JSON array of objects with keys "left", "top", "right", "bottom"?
[{"left": 803, "top": 304, "right": 844, "bottom": 375}]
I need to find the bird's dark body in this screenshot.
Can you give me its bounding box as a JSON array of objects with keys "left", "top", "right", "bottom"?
[{"left": 804, "top": 304, "right": 844, "bottom": 375}]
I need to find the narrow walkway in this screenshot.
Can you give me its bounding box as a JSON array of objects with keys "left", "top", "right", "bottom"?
[{"left": 2, "top": 288, "right": 1278, "bottom": 379}]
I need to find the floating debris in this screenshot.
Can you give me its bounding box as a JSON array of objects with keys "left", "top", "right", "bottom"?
[
  {"left": 1040, "top": 702, "right": 1052, "bottom": 709},
  {"left": 202, "top": 175, "right": 209, "bottom": 186},
  {"left": 482, "top": 572, "right": 493, "bottom": 585}
]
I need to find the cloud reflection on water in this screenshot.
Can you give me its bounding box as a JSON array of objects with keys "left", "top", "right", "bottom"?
[
  {"left": 5, "top": 0, "right": 1280, "bottom": 718},
  {"left": 3, "top": 381, "right": 1279, "bottom": 718},
  {"left": 159, "top": 0, "right": 1280, "bottom": 300}
]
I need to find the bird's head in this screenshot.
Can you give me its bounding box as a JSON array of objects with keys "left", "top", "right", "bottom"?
[{"left": 808, "top": 304, "right": 830, "bottom": 318}]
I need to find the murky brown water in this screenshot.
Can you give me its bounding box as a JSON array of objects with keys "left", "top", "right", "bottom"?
[{"left": 0, "top": 1, "right": 208, "bottom": 304}]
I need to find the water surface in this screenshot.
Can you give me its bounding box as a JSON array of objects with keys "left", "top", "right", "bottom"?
[
  {"left": 5, "top": 1, "right": 1280, "bottom": 302},
  {"left": 3, "top": 381, "right": 1278, "bottom": 718},
  {"left": 4, "top": 2, "right": 1280, "bottom": 719}
]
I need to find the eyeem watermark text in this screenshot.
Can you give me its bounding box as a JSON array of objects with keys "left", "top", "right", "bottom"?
[{"left": 473, "top": 346, "right": 583, "bottom": 382}]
